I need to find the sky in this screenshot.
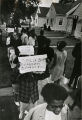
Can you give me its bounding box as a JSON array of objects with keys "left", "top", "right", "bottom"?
[{"left": 39, "top": 0, "right": 59, "bottom": 7}]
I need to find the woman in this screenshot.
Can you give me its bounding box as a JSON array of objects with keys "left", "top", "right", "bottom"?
[
  {"left": 24, "top": 83, "right": 71, "bottom": 120},
  {"left": 15, "top": 38, "right": 39, "bottom": 119},
  {"left": 21, "top": 28, "right": 29, "bottom": 45},
  {"left": 50, "top": 41, "right": 67, "bottom": 83},
  {"left": 36, "top": 37, "right": 54, "bottom": 93},
  {"left": 28, "top": 29, "right": 36, "bottom": 46}
]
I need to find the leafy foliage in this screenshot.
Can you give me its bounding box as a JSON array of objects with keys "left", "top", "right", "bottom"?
[
  {"left": 1, "top": 0, "right": 15, "bottom": 14},
  {"left": 13, "top": 0, "right": 40, "bottom": 26}
]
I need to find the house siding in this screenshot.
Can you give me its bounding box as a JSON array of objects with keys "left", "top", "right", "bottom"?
[
  {"left": 46, "top": 4, "right": 68, "bottom": 31},
  {"left": 66, "top": 17, "right": 73, "bottom": 34},
  {"left": 46, "top": 4, "right": 56, "bottom": 29},
  {"left": 38, "top": 17, "right": 46, "bottom": 27},
  {"left": 54, "top": 16, "right": 67, "bottom": 31},
  {"left": 74, "top": 22, "right": 82, "bottom": 38}
]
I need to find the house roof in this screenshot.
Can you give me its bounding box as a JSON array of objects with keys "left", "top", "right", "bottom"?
[
  {"left": 73, "top": 2, "right": 82, "bottom": 19},
  {"left": 52, "top": 3, "right": 71, "bottom": 15},
  {"left": 71, "top": 0, "right": 82, "bottom": 8},
  {"left": 52, "top": 0, "right": 81, "bottom": 15},
  {"left": 38, "top": 7, "right": 49, "bottom": 17},
  {"left": 66, "top": 0, "right": 82, "bottom": 16}
]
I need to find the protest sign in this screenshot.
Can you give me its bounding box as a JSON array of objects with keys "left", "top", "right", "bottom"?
[
  {"left": 18, "top": 45, "right": 34, "bottom": 55},
  {"left": 18, "top": 54, "right": 47, "bottom": 74},
  {"left": 0, "top": 24, "right": 6, "bottom": 30},
  {"left": 7, "top": 28, "right": 14, "bottom": 33}
]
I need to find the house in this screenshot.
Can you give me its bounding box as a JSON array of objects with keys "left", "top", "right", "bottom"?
[
  {"left": 74, "top": 3, "right": 82, "bottom": 39},
  {"left": 46, "top": 3, "right": 71, "bottom": 31},
  {"left": 31, "top": 7, "right": 49, "bottom": 27},
  {"left": 66, "top": 0, "right": 82, "bottom": 39}
]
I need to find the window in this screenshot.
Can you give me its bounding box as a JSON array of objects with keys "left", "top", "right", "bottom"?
[
  {"left": 47, "top": 19, "right": 48, "bottom": 24},
  {"left": 59, "top": 18, "right": 63, "bottom": 25}
]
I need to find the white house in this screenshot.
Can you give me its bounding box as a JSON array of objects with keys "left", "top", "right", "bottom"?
[
  {"left": 46, "top": 3, "right": 71, "bottom": 31},
  {"left": 31, "top": 7, "right": 49, "bottom": 27}
]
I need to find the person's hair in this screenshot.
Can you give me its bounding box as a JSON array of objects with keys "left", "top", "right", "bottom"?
[
  {"left": 29, "top": 29, "right": 36, "bottom": 38},
  {"left": 43, "top": 38, "right": 51, "bottom": 48},
  {"left": 57, "top": 41, "right": 67, "bottom": 51},
  {"left": 41, "top": 83, "right": 68, "bottom": 103},
  {"left": 21, "top": 28, "right": 26, "bottom": 33},
  {"left": 46, "top": 38, "right": 51, "bottom": 47},
  {"left": 40, "top": 29, "right": 44, "bottom": 36},
  {"left": 14, "top": 47, "right": 20, "bottom": 56}
]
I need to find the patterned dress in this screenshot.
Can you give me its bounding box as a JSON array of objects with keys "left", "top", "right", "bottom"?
[
  {"left": 18, "top": 73, "right": 39, "bottom": 103},
  {"left": 51, "top": 50, "right": 67, "bottom": 82}
]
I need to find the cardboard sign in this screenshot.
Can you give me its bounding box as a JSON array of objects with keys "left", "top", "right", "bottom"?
[
  {"left": 18, "top": 54, "right": 47, "bottom": 74},
  {"left": 7, "top": 28, "right": 14, "bottom": 33},
  {"left": 0, "top": 24, "right": 6, "bottom": 30},
  {"left": 18, "top": 45, "right": 34, "bottom": 55}
]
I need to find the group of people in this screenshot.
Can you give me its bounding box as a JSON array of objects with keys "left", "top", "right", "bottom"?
[{"left": 5, "top": 26, "right": 81, "bottom": 120}]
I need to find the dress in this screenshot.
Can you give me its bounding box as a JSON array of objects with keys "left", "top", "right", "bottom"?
[
  {"left": 51, "top": 50, "right": 67, "bottom": 82},
  {"left": 18, "top": 73, "right": 39, "bottom": 103}
]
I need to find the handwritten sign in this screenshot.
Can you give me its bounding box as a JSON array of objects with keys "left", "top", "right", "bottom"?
[
  {"left": 18, "top": 45, "right": 34, "bottom": 55},
  {"left": 18, "top": 54, "right": 47, "bottom": 74},
  {"left": 0, "top": 24, "right": 6, "bottom": 29},
  {"left": 7, "top": 28, "right": 14, "bottom": 33}
]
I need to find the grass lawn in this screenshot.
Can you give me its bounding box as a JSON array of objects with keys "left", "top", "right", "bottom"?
[{"left": 0, "top": 31, "right": 79, "bottom": 88}]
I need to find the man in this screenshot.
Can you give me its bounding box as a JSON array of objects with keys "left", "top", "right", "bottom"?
[{"left": 24, "top": 83, "right": 71, "bottom": 120}]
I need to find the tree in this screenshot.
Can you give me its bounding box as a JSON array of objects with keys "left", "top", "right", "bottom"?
[
  {"left": 13, "top": 0, "right": 40, "bottom": 26},
  {"left": 1, "top": 0, "right": 15, "bottom": 15}
]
